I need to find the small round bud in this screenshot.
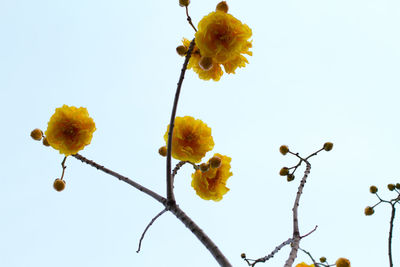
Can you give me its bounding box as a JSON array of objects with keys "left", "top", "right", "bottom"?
[
  {"left": 240, "top": 253, "right": 246, "bottom": 259},
  {"left": 388, "top": 184, "right": 395, "bottom": 191},
  {"left": 279, "top": 167, "right": 289, "bottom": 176},
  {"left": 319, "top": 257, "right": 326, "bottom": 263},
  {"left": 176, "top": 45, "right": 187, "bottom": 56},
  {"left": 200, "top": 163, "right": 210, "bottom": 172},
  {"left": 199, "top": 56, "right": 213, "bottom": 71},
  {"left": 30, "top": 128, "right": 43, "bottom": 141},
  {"left": 42, "top": 137, "right": 50, "bottom": 147},
  {"left": 396, "top": 183, "right": 400, "bottom": 189},
  {"left": 287, "top": 174, "right": 295, "bottom": 182},
  {"left": 158, "top": 146, "right": 167, "bottom": 157},
  {"left": 179, "top": 0, "right": 190, "bottom": 7},
  {"left": 335, "top": 257, "right": 351, "bottom": 267},
  {"left": 216, "top": 1, "right": 229, "bottom": 13},
  {"left": 364, "top": 206, "right": 374, "bottom": 216},
  {"left": 279, "top": 145, "right": 289, "bottom": 155},
  {"left": 369, "top": 185, "right": 378, "bottom": 194},
  {"left": 209, "top": 156, "right": 222, "bottom": 169},
  {"left": 53, "top": 178, "right": 66, "bottom": 192},
  {"left": 323, "top": 142, "right": 333, "bottom": 151}
]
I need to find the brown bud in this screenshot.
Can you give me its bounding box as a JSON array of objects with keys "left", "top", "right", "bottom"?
[
  {"left": 179, "top": 0, "right": 190, "bottom": 7},
  {"left": 176, "top": 45, "right": 187, "bottom": 56},
  {"left": 199, "top": 56, "right": 213, "bottom": 71},
  {"left": 200, "top": 163, "right": 210, "bottom": 172},
  {"left": 209, "top": 156, "right": 222, "bottom": 169},
  {"left": 158, "top": 146, "right": 167, "bottom": 157},
  {"left": 53, "top": 178, "right": 66, "bottom": 192},
  {"left": 323, "top": 142, "right": 333, "bottom": 151},
  {"left": 216, "top": 1, "right": 229, "bottom": 13},
  {"left": 30, "top": 128, "right": 43, "bottom": 141}
]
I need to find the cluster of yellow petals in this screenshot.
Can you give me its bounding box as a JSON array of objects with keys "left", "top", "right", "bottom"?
[
  {"left": 295, "top": 263, "right": 314, "bottom": 267},
  {"left": 336, "top": 258, "right": 351, "bottom": 267},
  {"left": 191, "top": 153, "right": 232, "bottom": 201},
  {"left": 164, "top": 116, "right": 214, "bottom": 163},
  {"left": 181, "top": 8, "right": 252, "bottom": 81},
  {"left": 45, "top": 105, "right": 96, "bottom": 156}
]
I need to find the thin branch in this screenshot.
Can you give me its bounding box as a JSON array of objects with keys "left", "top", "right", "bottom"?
[
  {"left": 388, "top": 203, "right": 395, "bottom": 267},
  {"left": 298, "top": 247, "right": 318, "bottom": 266},
  {"left": 172, "top": 161, "right": 187, "bottom": 180},
  {"left": 166, "top": 39, "right": 196, "bottom": 203},
  {"left": 284, "top": 160, "right": 311, "bottom": 267},
  {"left": 244, "top": 238, "right": 294, "bottom": 266},
  {"left": 185, "top": 6, "right": 197, "bottom": 32},
  {"left": 72, "top": 153, "right": 167, "bottom": 205},
  {"left": 60, "top": 156, "right": 67, "bottom": 180},
  {"left": 169, "top": 204, "right": 232, "bottom": 267},
  {"left": 137, "top": 208, "right": 168, "bottom": 253}
]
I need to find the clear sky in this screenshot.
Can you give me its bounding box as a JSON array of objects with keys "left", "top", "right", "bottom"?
[{"left": 1, "top": 0, "right": 400, "bottom": 266}]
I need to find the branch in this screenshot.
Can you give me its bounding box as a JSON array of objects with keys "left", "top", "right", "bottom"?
[
  {"left": 169, "top": 204, "right": 232, "bottom": 267},
  {"left": 72, "top": 153, "right": 167, "bottom": 205},
  {"left": 166, "top": 38, "right": 196, "bottom": 203},
  {"left": 137, "top": 208, "right": 168, "bottom": 253},
  {"left": 284, "top": 160, "right": 311, "bottom": 267},
  {"left": 388, "top": 203, "right": 395, "bottom": 267}
]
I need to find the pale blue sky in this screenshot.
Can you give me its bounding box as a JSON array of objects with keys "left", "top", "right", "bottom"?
[{"left": 1, "top": 0, "right": 400, "bottom": 266}]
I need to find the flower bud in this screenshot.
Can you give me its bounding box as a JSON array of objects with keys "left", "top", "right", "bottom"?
[
  {"left": 200, "top": 163, "right": 210, "bottom": 172},
  {"left": 30, "top": 128, "right": 43, "bottom": 141},
  {"left": 279, "top": 145, "right": 289, "bottom": 155},
  {"left": 199, "top": 56, "right": 213, "bottom": 71},
  {"left": 209, "top": 156, "right": 221, "bottom": 169},
  {"left": 158, "top": 146, "right": 167, "bottom": 157},
  {"left": 364, "top": 206, "right": 374, "bottom": 216},
  {"left": 287, "top": 174, "right": 295, "bottom": 182},
  {"left": 323, "top": 142, "right": 333, "bottom": 151},
  {"left": 369, "top": 185, "right": 378, "bottom": 194},
  {"left": 216, "top": 1, "right": 229, "bottom": 13},
  {"left": 240, "top": 253, "right": 246, "bottom": 259},
  {"left": 396, "top": 183, "right": 400, "bottom": 189},
  {"left": 42, "top": 137, "right": 50, "bottom": 147},
  {"left": 176, "top": 45, "right": 187, "bottom": 56},
  {"left": 319, "top": 257, "right": 326, "bottom": 263},
  {"left": 279, "top": 167, "right": 289, "bottom": 176},
  {"left": 335, "top": 257, "right": 351, "bottom": 267},
  {"left": 388, "top": 184, "right": 395, "bottom": 191},
  {"left": 53, "top": 178, "right": 66, "bottom": 192},
  {"left": 179, "top": 0, "right": 190, "bottom": 7}
]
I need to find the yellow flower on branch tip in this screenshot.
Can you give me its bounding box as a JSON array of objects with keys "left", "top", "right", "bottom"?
[
  {"left": 164, "top": 116, "right": 214, "bottom": 163},
  {"left": 191, "top": 153, "right": 232, "bottom": 201},
  {"left": 295, "top": 263, "right": 314, "bottom": 267},
  {"left": 45, "top": 105, "right": 96, "bottom": 156},
  {"left": 195, "top": 11, "right": 252, "bottom": 65},
  {"left": 335, "top": 258, "right": 351, "bottom": 267}
]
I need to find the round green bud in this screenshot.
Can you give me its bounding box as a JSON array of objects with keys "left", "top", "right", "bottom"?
[
  {"left": 30, "top": 128, "right": 43, "bottom": 141},
  {"left": 200, "top": 163, "right": 210, "bottom": 172},
  {"left": 369, "top": 185, "right": 378, "bottom": 194},
  {"left": 209, "top": 156, "right": 222, "bottom": 169},
  {"left": 279, "top": 145, "right": 289, "bottom": 155},
  {"left": 53, "top": 178, "right": 66, "bottom": 192},
  {"left": 279, "top": 167, "right": 289, "bottom": 176},
  {"left": 287, "top": 174, "right": 295, "bottom": 182},
  {"left": 388, "top": 184, "right": 395, "bottom": 191},
  {"left": 319, "top": 257, "right": 326, "bottom": 263},
  {"left": 364, "top": 206, "right": 374, "bottom": 216},
  {"left": 323, "top": 142, "right": 333, "bottom": 151},
  {"left": 216, "top": 1, "right": 229, "bottom": 13}
]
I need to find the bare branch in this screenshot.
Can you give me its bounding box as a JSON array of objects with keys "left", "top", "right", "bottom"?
[{"left": 137, "top": 209, "right": 168, "bottom": 253}]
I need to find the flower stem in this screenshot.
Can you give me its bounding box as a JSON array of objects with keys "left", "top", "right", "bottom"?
[
  {"left": 388, "top": 204, "right": 395, "bottom": 267},
  {"left": 166, "top": 39, "right": 196, "bottom": 203}
]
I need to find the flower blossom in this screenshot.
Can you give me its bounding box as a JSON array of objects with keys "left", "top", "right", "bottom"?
[
  {"left": 191, "top": 153, "right": 232, "bottom": 201},
  {"left": 45, "top": 105, "right": 96, "bottom": 156},
  {"left": 164, "top": 116, "right": 214, "bottom": 163},
  {"left": 295, "top": 263, "right": 314, "bottom": 267}
]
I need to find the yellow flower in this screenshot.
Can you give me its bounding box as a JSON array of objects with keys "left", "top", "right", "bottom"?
[
  {"left": 182, "top": 38, "right": 223, "bottom": 81},
  {"left": 164, "top": 116, "right": 214, "bottom": 163},
  {"left": 295, "top": 263, "right": 314, "bottom": 267},
  {"left": 191, "top": 153, "right": 232, "bottom": 201},
  {"left": 195, "top": 11, "right": 252, "bottom": 65},
  {"left": 45, "top": 105, "right": 96, "bottom": 156},
  {"left": 335, "top": 258, "right": 351, "bottom": 267}
]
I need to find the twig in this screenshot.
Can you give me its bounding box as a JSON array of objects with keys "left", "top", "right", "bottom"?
[
  {"left": 244, "top": 238, "right": 294, "bottom": 266},
  {"left": 298, "top": 247, "right": 318, "bottom": 266},
  {"left": 284, "top": 160, "right": 311, "bottom": 267},
  {"left": 72, "top": 153, "right": 167, "bottom": 205},
  {"left": 137, "top": 208, "right": 168, "bottom": 253},
  {"left": 185, "top": 6, "right": 197, "bottom": 32},
  {"left": 166, "top": 38, "right": 196, "bottom": 204},
  {"left": 388, "top": 203, "right": 395, "bottom": 267},
  {"left": 172, "top": 161, "right": 187, "bottom": 180},
  {"left": 60, "top": 156, "right": 67, "bottom": 180}
]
